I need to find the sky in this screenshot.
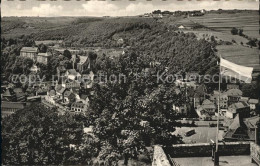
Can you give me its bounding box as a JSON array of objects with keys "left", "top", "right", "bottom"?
[{"left": 1, "top": 0, "right": 259, "bottom": 17}]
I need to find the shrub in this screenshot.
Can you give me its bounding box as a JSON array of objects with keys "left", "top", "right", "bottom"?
[{"left": 231, "top": 27, "right": 238, "bottom": 35}]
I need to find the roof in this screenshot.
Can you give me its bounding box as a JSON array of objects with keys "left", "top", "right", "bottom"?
[
  {"left": 80, "top": 94, "right": 89, "bottom": 100},
  {"left": 71, "top": 102, "right": 85, "bottom": 108},
  {"left": 1, "top": 101, "right": 26, "bottom": 109},
  {"left": 20, "top": 47, "right": 38, "bottom": 53},
  {"left": 225, "top": 89, "right": 242, "bottom": 96},
  {"left": 78, "top": 56, "right": 88, "bottom": 64},
  {"left": 64, "top": 90, "right": 74, "bottom": 97},
  {"left": 248, "top": 99, "right": 258, "bottom": 104},
  {"left": 243, "top": 116, "right": 260, "bottom": 129},
  {"left": 38, "top": 52, "right": 50, "bottom": 57},
  {"left": 229, "top": 102, "right": 249, "bottom": 110},
  {"left": 13, "top": 88, "right": 23, "bottom": 94},
  {"left": 2, "top": 88, "right": 15, "bottom": 97},
  {"left": 49, "top": 89, "right": 56, "bottom": 96},
  {"left": 58, "top": 87, "right": 66, "bottom": 94},
  {"left": 67, "top": 69, "right": 78, "bottom": 75},
  {"left": 201, "top": 99, "right": 216, "bottom": 109}
]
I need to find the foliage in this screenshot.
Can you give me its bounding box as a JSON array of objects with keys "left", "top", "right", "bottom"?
[
  {"left": 2, "top": 103, "right": 99, "bottom": 165},
  {"left": 231, "top": 27, "right": 238, "bottom": 35}
]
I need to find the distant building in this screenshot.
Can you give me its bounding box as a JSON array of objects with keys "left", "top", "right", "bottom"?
[
  {"left": 37, "top": 52, "right": 51, "bottom": 65},
  {"left": 20, "top": 47, "right": 38, "bottom": 61},
  {"left": 210, "top": 91, "right": 228, "bottom": 109},
  {"left": 57, "top": 65, "right": 66, "bottom": 78},
  {"left": 65, "top": 69, "right": 81, "bottom": 81},
  {"left": 2, "top": 88, "right": 16, "bottom": 102},
  {"left": 71, "top": 101, "right": 88, "bottom": 114},
  {"left": 248, "top": 99, "right": 258, "bottom": 110},
  {"left": 1, "top": 101, "right": 26, "bottom": 117},
  {"left": 178, "top": 25, "right": 185, "bottom": 29},
  {"left": 227, "top": 84, "right": 239, "bottom": 90},
  {"left": 173, "top": 104, "right": 187, "bottom": 115},
  {"left": 225, "top": 89, "right": 243, "bottom": 105},
  {"left": 226, "top": 102, "right": 250, "bottom": 119},
  {"left": 77, "top": 56, "right": 90, "bottom": 73},
  {"left": 196, "top": 99, "right": 216, "bottom": 120}
]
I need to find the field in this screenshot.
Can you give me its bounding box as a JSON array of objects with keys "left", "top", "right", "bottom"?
[
  {"left": 217, "top": 45, "right": 259, "bottom": 68},
  {"left": 188, "top": 12, "right": 259, "bottom": 39}
]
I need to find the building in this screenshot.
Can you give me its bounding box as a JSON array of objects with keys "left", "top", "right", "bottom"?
[
  {"left": 172, "top": 104, "right": 187, "bottom": 115},
  {"left": 37, "top": 52, "right": 51, "bottom": 65},
  {"left": 210, "top": 91, "right": 228, "bottom": 109},
  {"left": 226, "top": 102, "right": 250, "bottom": 119},
  {"left": 1, "top": 101, "right": 26, "bottom": 117},
  {"left": 62, "top": 79, "right": 81, "bottom": 89},
  {"left": 77, "top": 56, "right": 90, "bottom": 73},
  {"left": 20, "top": 47, "right": 38, "bottom": 60},
  {"left": 71, "top": 101, "right": 88, "bottom": 114},
  {"left": 196, "top": 99, "right": 216, "bottom": 120},
  {"left": 57, "top": 65, "right": 66, "bottom": 78},
  {"left": 248, "top": 99, "right": 258, "bottom": 110},
  {"left": 178, "top": 25, "right": 185, "bottom": 29},
  {"left": 193, "top": 84, "right": 207, "bottom": 108},
  {"left": 224, "top": 114, "right": 259, "bottom": 142},
  {"left": 227, "top": 84, "right": 239, "bottom": 90},
  {"left": 65, "top": 69, "right": 81, "bottom": 81},
  {"left": 2, "top": 88, "right": 16, "bottom": 101},
  {"left": 225, "top": 89, "right": 243, "bottom": 105}
]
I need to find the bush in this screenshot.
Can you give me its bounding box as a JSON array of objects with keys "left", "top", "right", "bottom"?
[{"left": 231, "top": 27, "right": 238, "bottom": 35}]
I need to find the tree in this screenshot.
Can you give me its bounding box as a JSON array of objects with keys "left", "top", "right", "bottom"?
[
  {"left": 238, "top": 29, "right": 244, "bottom": 36},
  {"left": 63, "top": 49, "right": 72, "bottom": 59},
  {"left": 38, "top": 43, "right": 48, "bottom": 53},
  {"left": 231, "top": 27, "right": 238, "bottom": 35}
]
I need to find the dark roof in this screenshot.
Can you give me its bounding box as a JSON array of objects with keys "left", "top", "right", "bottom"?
[
  {"left": 2, "top": 88, "right": 16, "bottom": 97},
  {"left": 229, "top": 102, "right": 249, "bottom": 110},
  {"left": 243, "top": 116, "right": 260, "bottom": 129},
  {"left": 80, "top": 94, "right": 89, "bottom": 100},
  {"left": 20, "top": 47, "right": 38, "bottom": 53},
  {"left": 71, "top": 102, "right": 85, "bottom": 108},
  {"left": 1, "top": 101, "right": 26, "bottom": 109}
]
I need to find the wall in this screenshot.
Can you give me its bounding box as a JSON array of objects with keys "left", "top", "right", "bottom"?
[
  {"left": 250, "top": 142, "right": 260, "bottom": 165},
  {"left": 152, "top": 145, "right": 171, "bottom": 166},
  {"left": 164, "top": 142, "right": 250, "bottom": 157}
]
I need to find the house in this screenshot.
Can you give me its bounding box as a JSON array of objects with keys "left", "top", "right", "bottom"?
[
  {"left": 178, "top": 25, "right": 185, "bottom": 29},
  {"left": 239, "top": 97, "right": 249, "bottom": 103},
  {"left": 2, "top": 88, "right": 16, "bottom": 101},
  {"left": 62, "top": 79, "right": 81, "bottom": 89},
  {"left": 248, "top": 99, "right": 258, "bottom": 110},
  {"left": 194, "top": 84, "right": 207, "bottom": 108},
  {"left": 14, "top": 88, "right": 26, "bottom": 102},
  {"left": 57, "top": 65, "right": 66, "bottom": 78},
  {"left": 1, "top": 101, "right": 26, "bottom": 117},
  {"left": 20, "top": 47, "right": 38, "bottom": 61},
  {"left": 210, "top": 91, "right": 228, "bottom": 109},
  {"left": 63, "top": 90, "right": 76, "bottom": 104},
  {"left": 65, "top": 69, "right": 81, "bottom": 81},
  {"left": 196, "top": 99, "right": 216, "bottom": 120},
  {"left": 37, "top": 52, "right": 51, "bottom": 65},
  {"left": 227, "top": 84, "right": 239, "bottom": 90},
  {"left": 71, "top": 101, "right": 88, "bottom": 114},
  {"left": 226, "top": 102, "right": 250, "bottom": 119},
  {"left": 173, "top": 104, "right": 187, "bottom": 115},
  {"left": 224, "top": 114, "right": 259, "bottom": 142},
  {"left": 30, "top": 64, "right": 40, "bottom": 73},
  {"left": 226, "top": 89, "right": 243, "bottom": 105},
  {"left": 77, "top": 56, "right": 90, "bottom": 73}
]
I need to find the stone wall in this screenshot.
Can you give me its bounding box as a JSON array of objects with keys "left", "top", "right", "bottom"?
[
  {"left": 250, "top": 142, "right": 260, "bottom": 165},
  {"left": 152, "top": 145, "right": 171, "bottom": 166},
  {"left": 164, "top": 142, "right": 250, "bottom": 157}
]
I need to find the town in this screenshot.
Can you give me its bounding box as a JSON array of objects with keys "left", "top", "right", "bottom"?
[{"left": 1, "top": 4, "right": 259, "bottom": 166}]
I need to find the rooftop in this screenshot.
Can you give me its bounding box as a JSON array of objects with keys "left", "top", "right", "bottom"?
[
  {"left": 20, "top": 47, "right": 38, "bottom": 53},
  {"left": 1, "top": 101, "right": 26, "bottom": 109},
  {"left": 225, "top": 89, "right": 242, "bottom": 96},
  {"left": 229, "top": 102, "right": 249, "bottom": 110},
  {"left": 38, "top": 52, "right": 51, "bottom": 57}
]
